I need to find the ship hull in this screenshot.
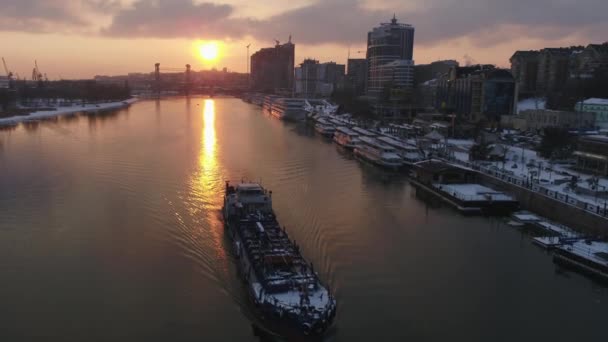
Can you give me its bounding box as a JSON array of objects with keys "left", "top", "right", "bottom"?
[
  {"left": 354, "top": 148, "right": 403, "bottom": 171},
  {"left": 271, "top": 109, "right": 307, "bottom": 121}
]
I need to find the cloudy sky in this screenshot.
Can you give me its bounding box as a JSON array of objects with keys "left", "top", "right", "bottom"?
[{"left": 1, "top": 0, "right": 606, "bottom": 78}]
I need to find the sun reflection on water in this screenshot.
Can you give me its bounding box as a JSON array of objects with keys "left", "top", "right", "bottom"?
[
  {"left": 203, "top": 99, "right": 216, "bottom": 160},
  {"left": 196, "top": 99, "right": 228, "bottom": 262}
]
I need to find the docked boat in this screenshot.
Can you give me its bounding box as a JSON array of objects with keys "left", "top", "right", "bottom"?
[
  {"left": 304, "top": 99, "right": 337, "bottom": 120},
  {"left": 333, "top": 127, "right": 360, "bottom": 149},
  {"left": 314, "top": 118, "right": 336, "bottom": 138},
  {"left": 262, "top": 95, "right": 281, "bottom": 114},
  {"left": 270, "top": 98, "right": 307, "bottom": 121},
  {"left": 351, "top": 126, "right": 377, "bottom": 139},
  {"left": 354, "top": 137, "right": 403, "bottom": 170},
  {"left": 553, "top": 239, "right": 608, "bottom": 282},
  {"left": 223, "top": 182, "right": 337, "bottom": 335},
  {"left": 376, "top": 136, "right": 425, "bottom": 166}
]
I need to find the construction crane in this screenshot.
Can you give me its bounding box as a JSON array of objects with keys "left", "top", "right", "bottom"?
[
  {"left": 32, "top": 60, "right": 46, "bottom": 81},
  {"left": 2, "top": 57, "right": 12, "bottom": 79}
]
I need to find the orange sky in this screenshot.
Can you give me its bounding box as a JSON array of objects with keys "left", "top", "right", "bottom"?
[{"left": 0, "top": 0, "right": 604, "bottom": 79}]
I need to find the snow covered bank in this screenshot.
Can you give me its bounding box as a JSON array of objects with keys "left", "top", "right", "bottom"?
[{"left": 0, "top": 98, "right": 138, "bottom": 126}]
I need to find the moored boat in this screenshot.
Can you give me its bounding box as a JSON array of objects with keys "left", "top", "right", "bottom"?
[
  {"left": 376, "top": 136, "right": 425, "bottom": 166},
  {"left": 223, "top": 182, "right": 337, "bottom": 335},
  {"left": 353, "top": 137, "right": 403, "bottom": 170},
  {"left": 270, "top": 98, "right": 307, "bottom": 121},
  {"left": 333, "top": 127, "right": 360, "bottom": 150},
  {"left": 351, "top": 126, "right": 377, "bottom": 139},
  {"left": 315, "top": 118, "right": 336, "bottom": 138}
]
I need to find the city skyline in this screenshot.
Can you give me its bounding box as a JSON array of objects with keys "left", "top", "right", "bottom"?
[{"left": 1, "top": 0, "right": 606, "bottom": 79}]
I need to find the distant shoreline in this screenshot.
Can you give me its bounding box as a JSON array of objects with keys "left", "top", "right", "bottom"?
[{"left": 0, "top": 98, "right": 138, "bottom": 126}]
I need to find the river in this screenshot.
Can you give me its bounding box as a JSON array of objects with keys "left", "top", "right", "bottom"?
[{"left": 1, "top": 97, "right": 607, "bottom": 341}]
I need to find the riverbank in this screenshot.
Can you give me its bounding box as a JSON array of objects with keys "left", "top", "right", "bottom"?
[{"left": 0, "top": 97, "right": 138, "bottom": 126}]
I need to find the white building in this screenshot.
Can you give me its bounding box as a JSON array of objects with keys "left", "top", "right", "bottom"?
[{"left": 577, "top": 98, "right": 608, "bottom": 129}]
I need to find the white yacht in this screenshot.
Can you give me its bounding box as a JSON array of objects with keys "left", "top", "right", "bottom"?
[
  {"left": 333, "top": 127, "right": 360, "bottom": 149},
  {"left": 354, "top": 137, "right": 404, "bottom": 170},
  {"left": 376, "top": 136, "right": 425, "bottom": 166},
  {"left": 270, "top": 98, "right": 307, "bottom": 121},
  {"left": 314, "top": 118, "right": 336, "bottom": 138}
]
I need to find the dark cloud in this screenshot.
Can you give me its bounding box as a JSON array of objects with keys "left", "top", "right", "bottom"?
[
  {"left": 83, "top": 0, "right": 122, "bottom": 14},
  {"left": 411, "top": 0, "right": 608, "bottom": 46},
  {"left": 0, "top": 0, "right": 88, "bottom": 32},
  {"left": 101, "top": 0, "right": 253, "bottom": 39},
  {"left": 252, "top": 0, "right": 608, "bottom": 47},
  {"left": 0, "top": 0, "right": 606, "bottom": 48},
  {"left": 250, "top": 0, "right": 386, "bottom": 45}
]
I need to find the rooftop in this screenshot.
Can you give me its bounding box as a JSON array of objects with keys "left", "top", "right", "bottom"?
[{"left": 580, "top": 98, "right": 608, "bottom": 106}]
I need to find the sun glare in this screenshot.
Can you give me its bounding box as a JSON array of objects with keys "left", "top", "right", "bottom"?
[{"left": 199, "top": 42, "right": 219, "bottom": 61}]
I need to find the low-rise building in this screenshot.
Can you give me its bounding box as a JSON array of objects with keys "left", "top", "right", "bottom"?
[
  {"left": 577, "top": 98, "right": 608, "bottom": 129},
  {"left": 414, "top": 60, "right": 458, "bottom": 85},
  {"left": 417, "top": 79, "right": 438, "bottom": 110},
  {"left": 574, "top": 135, "right": 608, "bottom": 176},
  {"left": 510, "top": 109, "right": 596, "bottom": 131}
]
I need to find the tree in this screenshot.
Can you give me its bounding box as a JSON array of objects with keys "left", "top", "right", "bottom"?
[
  {"left": 469, "top": 142, "right": 493, "bottom": 161},
  {"left": 538, "top": 127, "right": 575, "bottom": 159},
  {"left": 330, "top": 88, "right": 373, "bottom": 119}
]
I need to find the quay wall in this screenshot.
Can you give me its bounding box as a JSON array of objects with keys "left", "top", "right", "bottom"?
[{"left": 478, "top": 173, "right": 608, "bottom": 238}]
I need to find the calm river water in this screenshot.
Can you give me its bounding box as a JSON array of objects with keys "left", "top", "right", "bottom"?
[{"left": 1, "top": 97, "right": 607, "bottom": 341}]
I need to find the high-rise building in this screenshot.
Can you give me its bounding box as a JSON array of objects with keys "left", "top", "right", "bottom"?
[
  {"left": 250, "top": 37, "right": 295, "bottom": 93},
  {"left": 367, "top": 59, "right": 414, "bottom": 95},
  {"left": 571, "top": 43, "right": 608, "bottom": 79},
  {"left": 510, "top": 43, "right": 608, "bottom": 95},
  {"left": 510, "top": 51, "right": 540, "bottom": 96},
  {"left": 536, "top": 47, "right": 582, "bottom": 93},
  {"left": 436, "top": 65, "right": 516, "bottom": 122},
  {"left": 366, "top": 15, "right": 415, "bottom": 97},
  {"left": 347, "top": 58, "right": 367, "bottom": 94},
  {"left": 294, "top": 59, "right": 345, "bottom": 98}
]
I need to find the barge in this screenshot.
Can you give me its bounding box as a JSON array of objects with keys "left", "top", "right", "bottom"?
[
  {"left": 553, "top": 239, "right": 608, "bottom": 282},
  {"left": 410, "top": 160, "right": 519, "bottom": 215},
  {"left": 223, "top": 182, "right": 336, "bottom": 335}
]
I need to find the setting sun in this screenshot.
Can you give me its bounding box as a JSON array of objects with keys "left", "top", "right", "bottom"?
[{"left": 199, "top": 42, "right": 219, "bottom": 61}]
